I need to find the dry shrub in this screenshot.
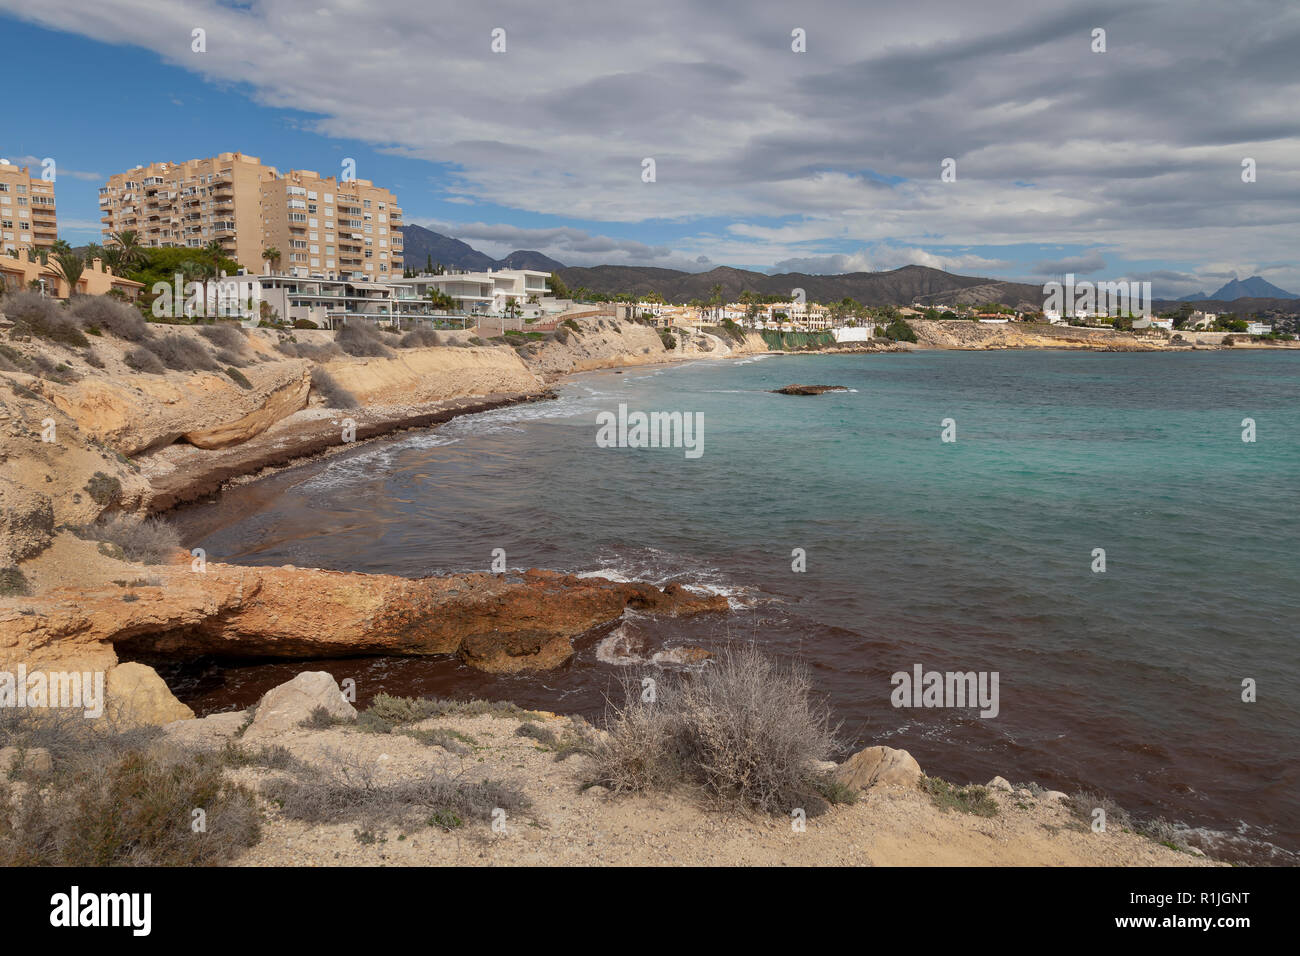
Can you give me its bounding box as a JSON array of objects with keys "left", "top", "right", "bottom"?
[
  {"left": 3, "top": 292, "right": 88, "bottom": 348},
  {"left": 399, "top": 329, "right": 441, "bottom": 348},
  {"left": 146, "top": 333, "right": 218, "bottom": 372},
  {"left": 123, "top": 345, "right": 165, "bottom": 374},
  {"left": 0, "top": 711, "right": 259, "bottom": 866},
  {"left": 591, "top": 645, "right": 837, "bottom": 814},
  {"left": 70, "top": 296, "right": 149, "bottom": 341},
  {"left": 213, "top": 348, "right": 247, "bottom": 368},
  {"left": 74, "top": 514, "right": 182, "bottom": 565},
  {"left": 309, "top": 367, "right": 358, "bottom": 408},
  {"left": 335, "top": 320, "right": 392, "bottom": 357},
  {"left": 277, "top": 340, "right": 345, "bottom": 362},
  {"left": 197, "top": 323, "right": 247, "bottom": 352}
]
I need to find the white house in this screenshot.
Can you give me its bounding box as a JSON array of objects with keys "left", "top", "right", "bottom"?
[{"left": 388, "top": 268, "right": 550, "bottom": 315}]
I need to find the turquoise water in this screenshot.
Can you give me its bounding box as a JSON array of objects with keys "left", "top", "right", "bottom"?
[{"left": 173, "top": 350, "right": 1300, "bottom": 863}]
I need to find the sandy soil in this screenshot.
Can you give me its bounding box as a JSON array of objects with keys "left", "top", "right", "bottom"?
[{"left": 223, "top": 711, "right": 1216, "bottom": 867}]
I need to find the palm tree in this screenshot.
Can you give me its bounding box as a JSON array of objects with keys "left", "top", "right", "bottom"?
[
  {"left": 201, "top": 240, "right": 226, "bottom": 318},
  {"left": 108, "top": 230, "right": 145, "bottom": 274},
  {"left": 51, "top": 251, "right": 85, "bottom": 298},
  {"left": 261, "top": 246, "right": 282, "bottom": 272},
  {"left": 49, "top": 239, "right": 73, "bottom": 257}
]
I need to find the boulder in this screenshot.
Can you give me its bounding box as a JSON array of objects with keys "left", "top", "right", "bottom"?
[
  {"left": 243, "top": 671, "right": 356, "bottom": 741},
  {"left": 162, "top": 710, "right": 250, "bottom": 750},
  {"left": 987, "top": 775, "right": 1014, "bottom": 792},
  {"left": 833, "top": 745, "right": 923, "bottom": 791},
  {"left": 105, "top": 662, "right": 194, "bottom": 727}
]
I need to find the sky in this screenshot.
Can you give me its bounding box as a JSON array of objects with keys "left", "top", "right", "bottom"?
[{"left": 2, "top": 0, "right": 1297, "bottom": 298}]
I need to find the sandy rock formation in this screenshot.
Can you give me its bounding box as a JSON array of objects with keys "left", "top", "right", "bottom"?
[
  {"left": 833, "top": 745, "right": 923, "bottom": 791},
  {"left": 2, "top": 562, "right": 728, "bottom": 676},
  {"left": 182, "top": 371, "right": 311, "bottom": 449}
]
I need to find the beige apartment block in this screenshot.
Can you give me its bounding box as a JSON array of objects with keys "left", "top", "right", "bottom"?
[
  {"left": 99, "top": 152, "right": 403, "bottom": 278},
  {"left": 0, "top": 160, "right": 58, "bottom": 256},
  {"left": 100, "top": 152, "right": 265, "bottom": 268},
  {"left": 260, "top": 168, "right": 403, "bottom": 280}
]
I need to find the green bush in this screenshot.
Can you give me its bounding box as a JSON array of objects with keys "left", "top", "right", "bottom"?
[
  {"left": 881, "top": 318, "right": 918, "bottom": 343},
  {"left": 83, "top": 472, "right": 122, "bottom": 507}
]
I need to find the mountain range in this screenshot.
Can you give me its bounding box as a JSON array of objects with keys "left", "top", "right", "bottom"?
[
  {"left": 1177, "top": 276, "right": 1299, "bottom": 302},
  {"left": 397, "top": 225, "right": 1297, "bottom": 310},
  {"left": 400, "top": 225, "right": 566, "bottom": 273}
]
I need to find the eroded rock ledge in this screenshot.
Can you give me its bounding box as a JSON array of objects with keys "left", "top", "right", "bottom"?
[{"left": 1, "top": 562, "right": 728, "bottom": 675}]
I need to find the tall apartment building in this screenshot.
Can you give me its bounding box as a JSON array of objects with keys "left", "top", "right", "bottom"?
[
  {"left": 260, "top": 167, "right": 403, "bottom": 280},
  {"left": 0, "top": 160, "right": 58, "bottom": 257},
  {"left": 99, "top": 152, "right": 403, "bottom": 279}
]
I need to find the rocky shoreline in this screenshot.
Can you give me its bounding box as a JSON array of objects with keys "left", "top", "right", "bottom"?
[{"left": 0, "top": 309, "right": 1258, "bottom": 866}]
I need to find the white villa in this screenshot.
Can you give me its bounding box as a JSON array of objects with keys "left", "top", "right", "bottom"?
[
  {"left": 388, "top": 268, "right": 550, "bottom": 316},
  {"left": 245, "top": 267, "right": 553, "bottom": 328}
]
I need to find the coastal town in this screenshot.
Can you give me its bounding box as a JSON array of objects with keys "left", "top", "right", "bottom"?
[{"left": 2, "top": 153, "right": 1294, "bottom": 347}]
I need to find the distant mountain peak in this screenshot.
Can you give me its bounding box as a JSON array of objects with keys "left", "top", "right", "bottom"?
[{"left": 1187, "top": 275, "right": 1298, "bottom": 302}]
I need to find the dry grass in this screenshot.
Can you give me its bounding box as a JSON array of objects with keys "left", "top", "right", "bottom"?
[
  {"left": 145, "top": 334, "right": 219, "bottom": 372},
  {"left": 276, "top": 340, "right": 345, "bottom": 362},
  {"left": 263, "top": 750, "right": 528, "bottom": 831}
]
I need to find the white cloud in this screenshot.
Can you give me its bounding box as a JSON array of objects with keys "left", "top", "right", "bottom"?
[{"left": 2, "top": 0, "right": 1297, "bottom": 289}]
